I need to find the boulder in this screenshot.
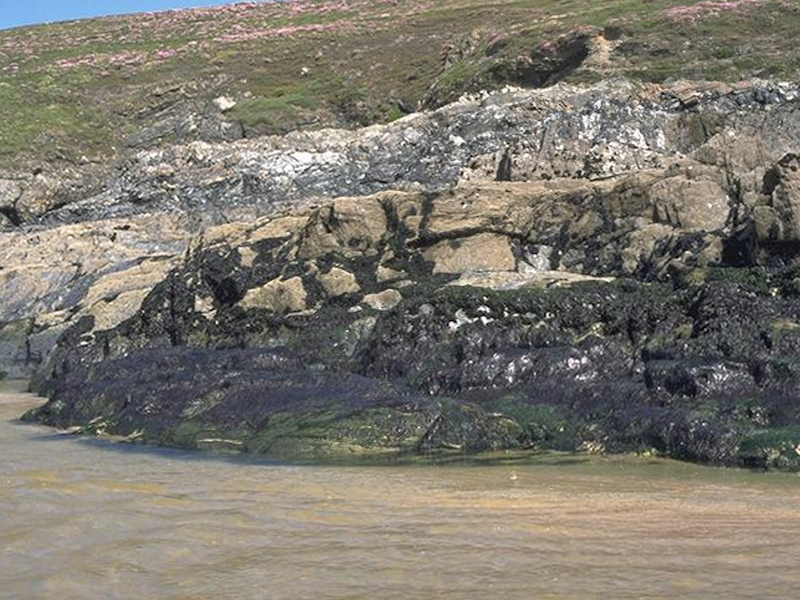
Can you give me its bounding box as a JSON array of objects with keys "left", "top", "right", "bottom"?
[
  {"left": 376, "top": 265, "right": 405, "bottom": 283},
  {"left": 362, "top": 289, "right": 403, "bottom": 311},
  {"left": 239, "top": 277, "right": 308, "bottom": 314},
  {"left": 318, "top": 267, "right": 360, "bottom": 297}
]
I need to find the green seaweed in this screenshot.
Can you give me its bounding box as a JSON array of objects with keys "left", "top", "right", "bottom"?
[{"left": 737, "top": 426, "right": 800, "bottom": 470}]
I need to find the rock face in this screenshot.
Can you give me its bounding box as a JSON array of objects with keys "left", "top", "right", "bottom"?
[
  {"left": 0, "top": 215, "right": 189, "bottom": 378},
  {"left": 755, "top": 153, "right": 800, "bottom": 243},
  {"left": 5, "top": 79, "right": 799, "bottom": 228},
  {"left": 15, "top": 79, "right": 800, "bottom": 470}
]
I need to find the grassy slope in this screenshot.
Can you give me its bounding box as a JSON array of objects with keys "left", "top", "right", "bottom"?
[{"left": 1, "top": 0, "right": 799, "bottom": 168}]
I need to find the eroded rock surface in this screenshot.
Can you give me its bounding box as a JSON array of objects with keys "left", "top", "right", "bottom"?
[
  {"left": 0, "top": 215, "right": 189, "bottom": 377},
  {"left": 3, "top": 79, "right": 798, "bottom": 228},
  {"left": 15, "top": 79, "right": 800, "bottom": 470}
]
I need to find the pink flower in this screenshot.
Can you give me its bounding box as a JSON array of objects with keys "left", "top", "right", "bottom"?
[
  {"left": 215, "top": 20, "right": 353, "bottom": 43},
  {"left": 663, "top": 0, "right": 762, "bottom": 23},
  {"left": 154, "top": 48, "right": 177, "bottom": 60}
]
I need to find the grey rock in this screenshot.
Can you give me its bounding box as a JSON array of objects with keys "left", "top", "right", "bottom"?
[{"left": 6, "top": 79, "right": 797, "bottom": 231}]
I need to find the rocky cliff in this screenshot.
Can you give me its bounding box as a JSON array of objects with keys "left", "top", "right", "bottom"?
[
  {"left": 8, "top": 75, "right": 800, "bottom": 470},
  {"left": 4, "top": 0, "right": 800, "bottom": 219}
]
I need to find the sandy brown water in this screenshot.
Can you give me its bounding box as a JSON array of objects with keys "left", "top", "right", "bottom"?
[{"left": 2, "top": 382, "right": 800, "bottom": 600}]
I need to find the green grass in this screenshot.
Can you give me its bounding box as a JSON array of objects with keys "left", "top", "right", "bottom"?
[
  {"left": 228, "top": 81, "right": 324, "bottom": 131},
  {"left": 1, "top": 0, "right": 800, "bottom": 167}
]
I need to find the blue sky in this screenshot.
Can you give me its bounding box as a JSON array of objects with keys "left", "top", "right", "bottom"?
[{"left": 0, "top": 1, "right": 272, "bottom": 30}]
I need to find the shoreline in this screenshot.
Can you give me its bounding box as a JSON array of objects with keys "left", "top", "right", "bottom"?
[
  {"left": 0, "top": 380, "right": 40, "bottom": 405},
  {"left": 12, "top": 414, "right": 800, "bottom": 477}
]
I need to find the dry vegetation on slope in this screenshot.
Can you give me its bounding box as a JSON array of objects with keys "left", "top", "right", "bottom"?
[{"left": 1, "top": 0, "right": 800, "bottom": 170}]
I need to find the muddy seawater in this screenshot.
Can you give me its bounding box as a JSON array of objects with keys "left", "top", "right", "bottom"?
[{"left": 2, "top": 382, "right": 800, "bottom": 600}]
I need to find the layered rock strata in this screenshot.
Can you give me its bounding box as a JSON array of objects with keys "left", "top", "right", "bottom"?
[{"left": 12, "top": 79, "right": 800, "bottom": 469}]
